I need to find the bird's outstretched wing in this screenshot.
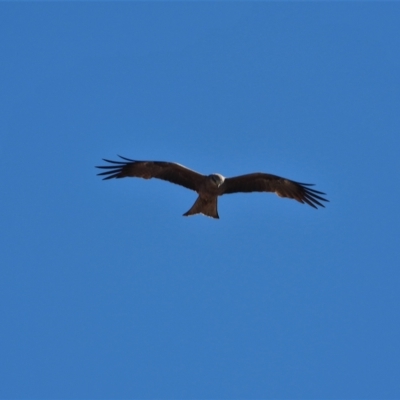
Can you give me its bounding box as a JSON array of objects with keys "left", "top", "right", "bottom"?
[
  {"left": 96, "top": 156, "right": 205, "bottom": 192},
  {"left": 219, "top": 173, "right": 328, "bottom": 209}
]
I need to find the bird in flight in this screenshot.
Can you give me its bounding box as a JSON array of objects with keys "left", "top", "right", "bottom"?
[{"left": 96, "top": 156, "right": 328, "bottom": 219}]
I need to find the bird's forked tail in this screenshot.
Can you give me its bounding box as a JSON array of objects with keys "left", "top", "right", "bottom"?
[{"left": 183, "top": 196, "right": 219, "bottom": 219}]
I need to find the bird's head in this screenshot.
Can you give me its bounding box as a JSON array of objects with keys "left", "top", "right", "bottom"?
[{"left": 208, "top": 173, "right": 225, "bottom": 188}]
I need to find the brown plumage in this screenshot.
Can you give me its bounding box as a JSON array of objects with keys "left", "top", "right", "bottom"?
[{"left": 96, "top": 156, "right": 328, "bottom": 219}]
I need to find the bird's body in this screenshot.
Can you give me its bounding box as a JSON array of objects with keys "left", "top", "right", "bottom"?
[{"left": 96, "top": 156, "right": 328, "bottom": 218}]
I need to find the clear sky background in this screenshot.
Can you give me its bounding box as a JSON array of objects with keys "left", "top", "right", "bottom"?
[{"left": 1, "top": 3, "right": 400, "bottom": 399}]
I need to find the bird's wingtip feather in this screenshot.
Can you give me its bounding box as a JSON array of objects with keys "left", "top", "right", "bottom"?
[{"left": 118, "top": 155, "right": 136, "bottom": 162}]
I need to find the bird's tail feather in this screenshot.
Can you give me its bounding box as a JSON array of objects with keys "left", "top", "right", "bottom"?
[{"left": 183, "top": 196, "right": 219, "bottom": 219}]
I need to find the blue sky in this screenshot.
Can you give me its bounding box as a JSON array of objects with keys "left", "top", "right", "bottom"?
[{"left": 1, "top": 3, "right": 400, "bottom": 399}]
